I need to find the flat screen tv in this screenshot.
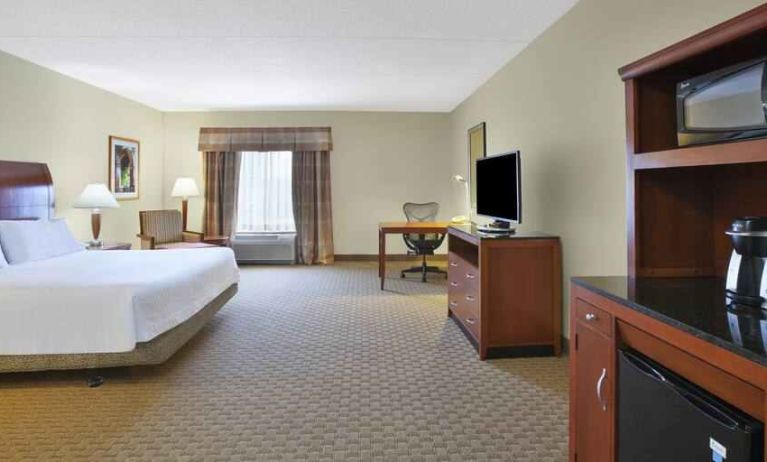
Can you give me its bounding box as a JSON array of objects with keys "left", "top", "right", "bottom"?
[{"left": 476, "top": 151, "right": 521, "bottom": 232}]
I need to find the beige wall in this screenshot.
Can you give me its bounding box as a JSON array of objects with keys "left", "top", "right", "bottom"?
[
  {"left": 0, "top": 50, "right": 164, "bottom": 245},
  {"left": 449, "top": 0, "right": 763, "bottom": 335},
  {"left": 163, "top": 112, "right": 455, "bottom": 255}
]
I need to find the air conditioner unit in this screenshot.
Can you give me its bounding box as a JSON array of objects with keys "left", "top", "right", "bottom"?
[{"left": 232, "top": 233, "right": 296, "bottom": 264}]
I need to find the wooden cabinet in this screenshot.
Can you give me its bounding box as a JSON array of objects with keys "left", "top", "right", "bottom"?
[
  {"left": 447, "top": 225, "right": 562, "bottom": 360},
  {"left": 571, "top": 305, "right": 614, "bottom": 462}
]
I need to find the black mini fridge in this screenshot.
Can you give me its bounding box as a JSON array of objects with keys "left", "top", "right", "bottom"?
[{"left": 618, "top": 349, "right": 763, "bottom": 462}]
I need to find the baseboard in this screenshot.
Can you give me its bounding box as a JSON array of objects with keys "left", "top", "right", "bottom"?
[{"left": 335, "top": 254, "right": 447, "bottom": 262}]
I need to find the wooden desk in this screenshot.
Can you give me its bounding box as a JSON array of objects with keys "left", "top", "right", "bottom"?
[{"left": 378, "top": 221, "right": 449, "bottom": 290}]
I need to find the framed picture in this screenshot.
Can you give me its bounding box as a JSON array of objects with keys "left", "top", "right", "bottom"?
[
  {"left": 109, "top": 136, "right": 140, "bottom": 200},
  {"left": 467, "top": 122, "right": 486, "bottom": 210}
]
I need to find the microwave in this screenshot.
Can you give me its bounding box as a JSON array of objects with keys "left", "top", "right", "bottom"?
[{"left": 677, "top": 57, "right": 767, "bottom": 147}]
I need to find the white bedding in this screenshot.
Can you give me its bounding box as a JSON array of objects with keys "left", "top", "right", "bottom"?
[{"left": 0, "top": 248, "right": 239, "bottom": 355}]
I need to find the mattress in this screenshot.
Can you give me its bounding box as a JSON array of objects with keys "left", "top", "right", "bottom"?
[{"left": 0, "top": 247, "right": 239, "bottom": 355}]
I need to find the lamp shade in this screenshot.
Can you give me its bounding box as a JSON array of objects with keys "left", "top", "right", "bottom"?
[
  {"left": 73, "top": 184, "right": 119, "bottom": 209},
  {"left": 171, "top": 178, "right": 200, "bottom": 198}
]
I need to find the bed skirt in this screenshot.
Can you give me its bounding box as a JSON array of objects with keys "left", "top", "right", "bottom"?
[{"left": 0, "top": 283, "right": 238, "bottom": 373}]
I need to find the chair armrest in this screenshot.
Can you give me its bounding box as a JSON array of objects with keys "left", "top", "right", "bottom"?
[
  {"left": 136, "top": 234, "right": 156, "bottom": 250},
  {"left": 203, "top": 235, "right": 231, "bottom": 247},
  {"left": 182, "top": 231, "right": 204, "bottom": 242}
]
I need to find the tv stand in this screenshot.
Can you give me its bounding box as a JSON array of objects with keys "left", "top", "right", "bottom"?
[
  {"left": 447, "top": 224, "right": 562, "bottom": 359},
  {"left": 477, "top": 220, "right": 516, "bottom": 234}
]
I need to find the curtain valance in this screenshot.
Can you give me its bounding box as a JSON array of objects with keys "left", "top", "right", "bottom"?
[{"left": 198, "top": 127, "right": 332, "bottom": 152}]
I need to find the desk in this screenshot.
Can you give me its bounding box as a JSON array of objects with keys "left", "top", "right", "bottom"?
[{"left": 378, "top": 221, "right": 450, "bottom": 290}]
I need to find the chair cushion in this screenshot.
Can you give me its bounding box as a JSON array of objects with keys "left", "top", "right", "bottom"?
[
  {"left": 142, "top": 210, "right": 184, "bottom": 244},
  {"left": 155, "top": 242, "right": 218, "bottom": 250}
]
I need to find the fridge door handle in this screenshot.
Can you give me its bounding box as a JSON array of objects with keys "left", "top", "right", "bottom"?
[{"left": 596, "top": 368, "right": 607, "bottom": 411}]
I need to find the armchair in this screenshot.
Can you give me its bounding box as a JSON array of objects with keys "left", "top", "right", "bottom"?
[{"left": 137, "top": 210, "right": 220, "bottom": 250}]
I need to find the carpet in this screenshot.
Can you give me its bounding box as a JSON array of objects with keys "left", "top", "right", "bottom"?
[{"left": 0, "top": 262, "right": 568, "bottom": 461}]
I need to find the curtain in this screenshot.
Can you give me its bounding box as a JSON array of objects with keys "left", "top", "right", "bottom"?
[
  {"left": 199, "top": 127, "right": 332, "bottom": 152},
  {"left": 203, "top": 151, "right": 242, "bottom": 238},
  {"left": 292, "top": 151, "right": 334, "bottom": 265},
  {"left": 237, "top": 151, "right": 296, "bottom": 233}
]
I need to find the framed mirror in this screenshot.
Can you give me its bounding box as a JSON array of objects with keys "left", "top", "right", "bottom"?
[{"left": 467, "top": 122, "right": 486, "bottom": 211}]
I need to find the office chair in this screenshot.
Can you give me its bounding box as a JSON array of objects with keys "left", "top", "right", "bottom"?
[{"left": 401, "top": 202, "right": 447, "bottom": 282}]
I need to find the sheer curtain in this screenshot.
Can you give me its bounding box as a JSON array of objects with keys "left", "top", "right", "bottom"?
[{"left": 237, "top": 151, "right": 296, "bottom": 233}]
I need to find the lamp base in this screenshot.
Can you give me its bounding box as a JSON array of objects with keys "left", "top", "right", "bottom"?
[{"left": 87, "top": 240, "right": 103, "bottom": 249}]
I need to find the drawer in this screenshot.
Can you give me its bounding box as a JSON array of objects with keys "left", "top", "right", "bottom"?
[
  {"left": 448, "top": 252, "right": 466, "bottom": 272},
  {"left": 574, "top": 298, "right": 612, "bottom": 337},
  {"left": 456, "top": 302, "right": 481, "bottom": 341}
]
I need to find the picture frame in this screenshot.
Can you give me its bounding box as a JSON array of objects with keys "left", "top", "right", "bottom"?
[
  {"left": 467, "top": 122, "right": 486, "bottom": 210},
  {"left": 108, "top": 136, "right": 140, "bottom": 200}
]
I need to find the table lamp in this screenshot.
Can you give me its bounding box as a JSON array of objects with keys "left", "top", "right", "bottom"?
[
  {"left": 171, "top": 177, "right": 200, "bottom": 231},
  {"left": 73, "top": 184, "right": 120, "bottom": 248},
  {"left": 451, "top": 174, "right": 471, "bottom": 224}
]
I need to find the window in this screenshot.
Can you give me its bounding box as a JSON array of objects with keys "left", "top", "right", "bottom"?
[{"left": 237, "top": 151, "right": 296, "bottom": 233}]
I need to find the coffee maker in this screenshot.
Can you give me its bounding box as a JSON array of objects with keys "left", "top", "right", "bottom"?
[{"left": 725, "top": 217, "right": 767, "bottom": 309}]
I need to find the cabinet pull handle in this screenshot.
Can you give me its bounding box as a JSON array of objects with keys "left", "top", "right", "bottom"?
[
  {"left": 596, "top": 368, "right": 607, "bottom": 412},
  {"left": 465, "top": 273, "right": 475, "bottom": 279},
  {"left": 450, "top": 282, "right": 459, "bottom": 287},
  {"left": 465, "top": 317, "right": 476, "bottom": 325},
  {"left": 449, "top": 301, "right": 458, "bottom": 308},
  {"left": 585, "top": 313, "right": 597, "bottom": 321},
  {"left": 450, "top": 261, "right": 458, "bottom": 267},
  {"left": 465, "top": 295, "right": 475, "bottom": 302}
]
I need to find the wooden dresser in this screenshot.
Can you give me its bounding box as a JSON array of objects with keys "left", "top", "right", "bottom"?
[{"left": 447, "top": 224, "right": 562, "bottom": 360}]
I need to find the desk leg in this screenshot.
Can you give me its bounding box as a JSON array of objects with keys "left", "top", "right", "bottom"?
[{"left": 379, "top": 230, "right": 386, "bottom": 290}]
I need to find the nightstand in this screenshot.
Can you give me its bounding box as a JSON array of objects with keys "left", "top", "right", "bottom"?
[{"left": 86, "top": 242, "right": 132, "bottom": 251}]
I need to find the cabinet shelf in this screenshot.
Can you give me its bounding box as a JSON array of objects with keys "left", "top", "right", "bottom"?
[{"left": 632, "top": 137, "right": 767, "bottom": 170}]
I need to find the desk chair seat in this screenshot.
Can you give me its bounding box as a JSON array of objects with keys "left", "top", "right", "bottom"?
[{"left": 401, "top": 202, "right": 447, "bottom": 282}]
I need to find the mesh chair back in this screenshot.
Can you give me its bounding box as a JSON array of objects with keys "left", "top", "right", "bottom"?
[{"left": 403, "top": 202, "right": 440, "bottom": 242}]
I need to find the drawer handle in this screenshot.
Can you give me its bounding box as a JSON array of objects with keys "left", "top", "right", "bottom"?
[
  {"left": 450, "top": 281, "right": 459, "bottom": 287},
  {"left": 465, "top": 295, "right": 475, "bottom": 302},
  {"left": 596, "top": 368, "right": 607, "bottom": 412},
  {"left": 585, "top": 313, "right": 597, "bottom": 321},
  {"left": 465, "top": 317, "right": 476, "bottom": 325},
  {"left": 465, "top": 273, "right": 475, "bottom": 279},
  {"left": 450, "top": 261, "right": 458, "bottom": 267},
  {"left": 449, "top": 301, "right": 458, "bottom": 308}
]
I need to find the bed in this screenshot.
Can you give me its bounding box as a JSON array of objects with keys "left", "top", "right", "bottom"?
[{"left": 0, "top": 160, "right": 239, "bottom": 373}]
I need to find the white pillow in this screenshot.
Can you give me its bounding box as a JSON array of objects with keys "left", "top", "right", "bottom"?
[
  {"left": 0, "top": 219, "right": 85, "bottom": 264},
  {"left": 0, "top": 240, "right": 7, "bottom": 269}
]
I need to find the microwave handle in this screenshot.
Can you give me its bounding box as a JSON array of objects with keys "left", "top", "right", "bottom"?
[{"left": 762, "top": 60, "right": 767, "bottom": 119}]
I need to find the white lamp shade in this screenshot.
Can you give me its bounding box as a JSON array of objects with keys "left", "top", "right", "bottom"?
[
  {"left": 171, "top": 178, "right": 200, "bottom": 198},
  {"left": 73, "top": 184, "right": 119, "bottom": 209}
]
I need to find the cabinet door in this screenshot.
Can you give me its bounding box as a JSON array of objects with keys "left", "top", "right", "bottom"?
[{"left": 574, "top": 321, "right": 613, "bottom": 462}]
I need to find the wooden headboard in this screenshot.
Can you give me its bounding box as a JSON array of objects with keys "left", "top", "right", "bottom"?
[{"left": 0, "top": 160, "right": 54, "bottom": 220}]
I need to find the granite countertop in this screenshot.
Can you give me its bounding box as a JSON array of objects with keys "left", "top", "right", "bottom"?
[{"left": 572, "top": 276, "right": 767, "bottom": 366}]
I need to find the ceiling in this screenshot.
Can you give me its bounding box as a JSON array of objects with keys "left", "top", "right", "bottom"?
[{"left": 0, "top": 0, "right": 578, "bottom": 112}]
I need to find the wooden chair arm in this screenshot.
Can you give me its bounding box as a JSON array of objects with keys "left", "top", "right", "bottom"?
[
  {"left": 182, "top": 231, "right": 204, "bottom": 242},
  {"left": 136, "top": 234, "right": 156, "bottom": 250}
]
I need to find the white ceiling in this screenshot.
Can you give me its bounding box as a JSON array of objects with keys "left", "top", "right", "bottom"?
[{"left": 0, "top": 0, "right": 577, "bottom": 112}]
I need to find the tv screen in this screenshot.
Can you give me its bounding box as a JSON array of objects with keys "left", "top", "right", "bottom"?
[{"left": 476, "top": 151, "right": 521, "bottom": 223}]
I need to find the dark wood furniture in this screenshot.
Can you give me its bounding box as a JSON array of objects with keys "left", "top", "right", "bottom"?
[
  {"left": 570, "top": 278, "right": 767, "bottom": 462},
  {"left": 378, "top": 221, "right": 450, "bottom": 290},
  {"left": 0, "top": 160, "right": 54, "bottom": 220},
  {"left": 619, "top": 4, "right": 767, "bottom": 279},
  {"left": 86, "top": 242, "right": 132, "bottom": 251},
  {"left": 0, "top": 160, "right": 237, "bottom": 373},
  {"left": 447, "top": 225, "right": 562, "bottom": 360},
  {"left": 571, "top": 5, "right": 767, "bottom": 461}
]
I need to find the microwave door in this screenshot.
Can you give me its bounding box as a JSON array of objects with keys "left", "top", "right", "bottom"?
[{"left": 678, "top": 59, "right": 767, "bottom": 146}]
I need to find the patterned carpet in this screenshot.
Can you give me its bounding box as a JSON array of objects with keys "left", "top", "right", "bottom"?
[{"left": 0, "top": 262, "right": 568, "bottom": 461}]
